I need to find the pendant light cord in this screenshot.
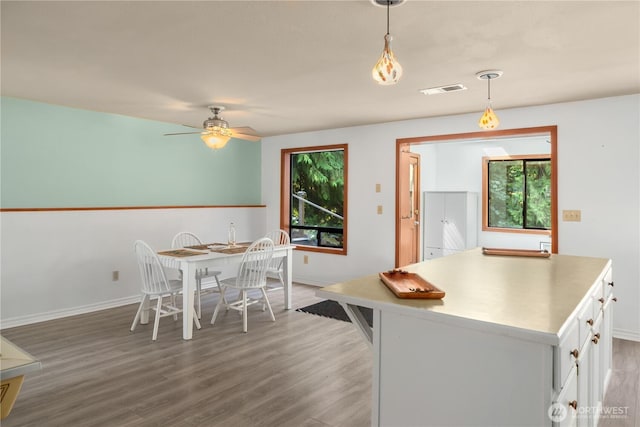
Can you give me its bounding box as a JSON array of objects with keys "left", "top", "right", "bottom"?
[
  {"left": 487, "top": 77, "right": 492, "bottom": 102},
  {"left": 386, "top": 0, "right": 390, "bottom": 35}
]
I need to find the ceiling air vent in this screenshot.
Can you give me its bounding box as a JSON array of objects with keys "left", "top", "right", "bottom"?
[{"left": 419, "top": 84, "right": 467, "bottom": 95}]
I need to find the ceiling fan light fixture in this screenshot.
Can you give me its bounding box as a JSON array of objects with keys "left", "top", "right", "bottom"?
[
  {"left": 476, "top": 70, "right": 503, "bottom": 130},
  {"left": 372, "top": 0, "right": 404, "bottom": 85},
  {"left": 201, "top": 132, "right": 231, "bottom": 150}
]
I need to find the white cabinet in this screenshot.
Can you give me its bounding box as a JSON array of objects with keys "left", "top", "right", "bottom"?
[
  {"left": 423, "top": 191, "right": 477, "bottom": 259},
  {"left": 317, "top": 249, "right": 613, "bottom": 426},
  {"left": 554, "top": 266, "right": 615, "bottom": 427}
]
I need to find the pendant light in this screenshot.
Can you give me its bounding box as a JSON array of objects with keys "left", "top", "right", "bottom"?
[
  {"left": 476, "top": 70, "right": 503, "bottom": 130},
  {"left": 372, "top": 0, "right": 404, "bottom": 85}
]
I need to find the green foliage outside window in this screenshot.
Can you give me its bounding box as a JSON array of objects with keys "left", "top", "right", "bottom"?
[
  {"left": 488, "top": 158, "right": 551, "bottom": 230},
  {"left": 290, "top": 150, "right": 344, "bottom": 247}
]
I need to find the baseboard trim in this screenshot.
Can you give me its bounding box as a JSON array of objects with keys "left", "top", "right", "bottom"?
[
  {"left": 613, "top": 328, "right": 640, "bottom": 342},
  {"left": 1, "top": 295, "right": 140, "bottom": 329}
]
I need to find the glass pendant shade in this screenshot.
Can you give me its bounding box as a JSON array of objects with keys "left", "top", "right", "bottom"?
[
  {"left": 476, "top": 70, "right": 502, "bottom": 130},
  {"left": 478, "top": 105, "right": 500, "bottom": 130},
  {"left": 201, "top": 132, "right": 231, "bottom": 149},
  {"left": 372, "top": 33, "right": 402, "bottom": 85}
]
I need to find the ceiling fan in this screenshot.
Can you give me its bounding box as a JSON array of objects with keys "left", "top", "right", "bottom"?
[{"left": 165, "top": 105, "right": 261, "bottom": 149}]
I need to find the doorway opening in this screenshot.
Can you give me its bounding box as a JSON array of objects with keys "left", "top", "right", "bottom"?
[{"left": 395, "top": 126, "right": 557, "bottom": 268}]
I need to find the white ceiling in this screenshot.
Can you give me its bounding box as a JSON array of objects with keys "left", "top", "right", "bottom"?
[{"left": 2, "top": 1, "right": 639, "bottom": 138}]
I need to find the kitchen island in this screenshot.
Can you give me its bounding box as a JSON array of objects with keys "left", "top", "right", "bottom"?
[{"left": 317, "top": 248, "right": 614, "bottom": 426}]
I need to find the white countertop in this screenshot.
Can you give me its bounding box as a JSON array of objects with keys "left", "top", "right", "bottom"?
[
  {"left": 1, "top": 336, "right": 41, "bottom": 380},
  {"left": 317, "top": 248, "right": 611, "bottom": 345}
]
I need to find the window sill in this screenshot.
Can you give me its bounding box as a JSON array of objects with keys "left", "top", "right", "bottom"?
[
  {"left": 482, "top": 226, "right": 550, "bottom": 235},
  {"left": 294, "top": 245, "right": 347, "bottom": 256}
]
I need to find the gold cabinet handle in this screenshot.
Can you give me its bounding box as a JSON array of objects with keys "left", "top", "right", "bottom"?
[
  {"left": 569, "top": 401, "right": 578, "bottom": 410},
  {"left": 613, "top": 297, "right": 618, "bottom": 302},
  {"left": 586, "top": 319, "right": 594, "bottom": 326},
  {"left": 570, "top": 349, "right": 579, "bottom": 359},
  {"left": 594, "top": 333, "right": 601, "bottom": 339},
  {"left": 608, "top": 281, "right": 614, "bottom": 287},
  {"left": 592, "top": 337, "right": 599, "bottom": 344},
  {"left": 598, "top": 297, "right": 605, "bottom": 304}
]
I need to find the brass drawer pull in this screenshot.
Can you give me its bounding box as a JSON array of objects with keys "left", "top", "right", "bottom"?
[
  {"left": 592, "top": 337, "right": 599, "bottom": 344},
  {"left": 613, "top": 297, "right": 618, "bottom": 302},
  {"left": 586, "top": 319, "right": 594, "bottom": 326},
  {"left": 598, "top": 297, "right": 605, "bottom": 304},
  {"left": 608, "top": 281, "right": 614, "bottom": 287},
  {"left": 569, "top": 400, "right": 578, "bottom": 410},
  {"left": 594, "top": 333, "right": 600, "bottom": 339},
  {"left": 570, "top": 349, "right": 579, "bottom": 359}
]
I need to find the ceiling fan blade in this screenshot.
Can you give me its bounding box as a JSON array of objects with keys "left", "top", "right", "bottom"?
[
  {"left": 231, "top": 132, "right": 262, "bottom": 142},
  {"left": 230, "top": 126, "right": 258, "bottom": 135},
  {"left": 164, "top": 131, "right": 202, "bottom": 136}
]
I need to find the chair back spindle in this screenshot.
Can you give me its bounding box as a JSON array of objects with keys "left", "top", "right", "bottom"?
[
  {"left": 134, "top": 240, "right": 172, "bottom": 294},
  {"left": 235, "top": 237, "right": 274, "bottom": 289}
]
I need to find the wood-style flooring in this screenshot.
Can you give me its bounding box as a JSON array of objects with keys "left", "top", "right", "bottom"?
[{"left": 2, "top": 284, "right": 639, "bottom": 427}]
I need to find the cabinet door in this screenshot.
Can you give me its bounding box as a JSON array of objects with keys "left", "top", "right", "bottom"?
[
  {"left": 424, "top": 192, "right": 445, "bottom": 248},
  {"left": 554, "top": 366, "right": 579, "bottom": 427},
  {"left": 443, "top": 193, "right": 467, "bottom": 251},
  {"left": 601, "top": 271, "right": 614, "bottom": 393},
  {"left": 589, "top": 320, "right": 603, "bottom": 427},
  {"left": 577, "top": 339, "right": 592, "bottom": 427}
]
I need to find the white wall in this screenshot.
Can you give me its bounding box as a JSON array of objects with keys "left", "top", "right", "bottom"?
[
  {"left": 412, "top": 135, "right": 552, "bottom": 252},
  {"left": 0, "top": 207, "right": 266, "bottom": 327},
  {"left": 262, "top": 95, "right": 640, "bottom": 340}
]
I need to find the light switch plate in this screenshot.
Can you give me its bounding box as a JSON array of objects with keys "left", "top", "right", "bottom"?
[{"left": 562, "top": 210, "right": 581, "bottom": 222}]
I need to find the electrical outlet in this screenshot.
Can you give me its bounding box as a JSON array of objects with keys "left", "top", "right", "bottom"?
[
  {"left": 303, "top": 255, "right": 309, "bottom": 264},
  {"left": 562, "top": 210, "right": 582, "bottom": 222},
  {"left": 112, "top": 270, "right": 119, "bottom": 281},
  {"left": 377, "top": 205, "right": 383, "bottom": 215}
]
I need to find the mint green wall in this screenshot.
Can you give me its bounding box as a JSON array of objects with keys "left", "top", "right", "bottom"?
[{"left": 1, "top": 97, "right": 261, "bottom": 208}]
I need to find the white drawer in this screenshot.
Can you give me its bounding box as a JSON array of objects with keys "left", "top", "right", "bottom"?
[
  {"left": 577, "top": 296, "right": 595, "bottom": 347},
  {"left": 603, "top": 268, "right": 614, "bottom": 299},
  {"left": 590, "top": 284, "right": 605, "bottom": 320},
  {"left": 556, "top": 317, "right": 580, "bottom": 390}
]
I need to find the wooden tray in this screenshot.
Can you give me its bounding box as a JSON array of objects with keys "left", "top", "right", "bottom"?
[
  {"left": 379, "top": 270, "right": 445, "bottom": 299},
  {"left": 482, "top": 247, "right": 551, "bottom": 258}
]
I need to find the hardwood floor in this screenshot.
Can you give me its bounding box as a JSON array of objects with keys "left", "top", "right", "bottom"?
[
  {"left": 2, "top": 284, "right": 639, "bottom": 427},
  {"left": 601, "top": 338, "right": 640, "bottom": 427},
  {"left": 2, "top": 284, "right": 372, "bottom": 427}
]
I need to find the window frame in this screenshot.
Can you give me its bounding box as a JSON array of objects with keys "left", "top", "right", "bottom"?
[
  {"left": 482, "top": 154, "right": 551, "bottom": 235},
  {"left": 280, "top": 144, "right": 348, "bottom": 255}
]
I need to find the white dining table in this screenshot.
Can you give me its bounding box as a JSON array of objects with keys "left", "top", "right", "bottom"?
[{"left": 154, "top": 243, "right": 295, "bottom": 340}]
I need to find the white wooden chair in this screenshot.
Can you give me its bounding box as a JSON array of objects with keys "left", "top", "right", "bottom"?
[
  {"left": 264, "top": 229, "right": 290, "bottom": 292},
  {"left": 210, "top": 237, "right": 275, "bottom": 333},
  {"left": 131, "top": 240, "right": 201, "bottom": 341},
  {"left": 171, "top": 231, "right": 223, "bottom": 319}
]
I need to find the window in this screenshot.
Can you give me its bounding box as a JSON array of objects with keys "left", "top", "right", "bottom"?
[
  {"left": 483, "top": 154, "right": 551, "bottom": 233},
  {"left": 281, "top": 144, "right": 347, "bottom": 255}
]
